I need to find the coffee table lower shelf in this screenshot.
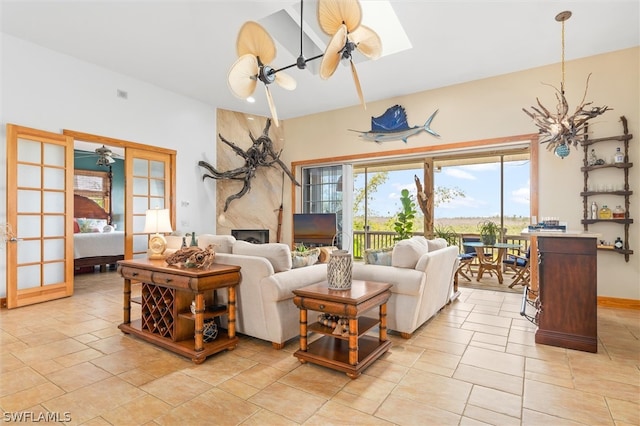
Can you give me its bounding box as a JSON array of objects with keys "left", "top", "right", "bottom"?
[
  {"left": 119, "top": 319, "right": 238, "bottom": 364},
  {"left": 294, "top": 335, "right": 391, "bottom": 378}
]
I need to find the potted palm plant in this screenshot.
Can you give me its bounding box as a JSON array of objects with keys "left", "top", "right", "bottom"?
[{"left": 478, "top": 220, "right": 499, "bottom": 245}]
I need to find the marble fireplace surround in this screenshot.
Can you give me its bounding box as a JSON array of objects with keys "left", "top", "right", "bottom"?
[{"left": 214, "top": 109, "right": 287, "bottom": 242}]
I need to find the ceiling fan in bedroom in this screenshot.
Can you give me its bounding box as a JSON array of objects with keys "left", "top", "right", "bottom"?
[
  {"left": 227, "top": 0, "right": 382, "bottom": 126},
  {"left": 74, "top": 144, "right": 122, "bottom": 167}
]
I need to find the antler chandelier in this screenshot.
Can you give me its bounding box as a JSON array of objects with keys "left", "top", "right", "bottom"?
[
  {"left": 227, "top": 0, "right": 382, "bottom": 126},
  {"left": 523, "top": 10, "right": 610, "bottom": 159}
]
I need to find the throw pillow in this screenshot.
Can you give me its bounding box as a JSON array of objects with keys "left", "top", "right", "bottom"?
[
  {"left": 292, "top": 248, "right": 320, "bottom": 268},
  {"left": 198, "top": 234, "right": 236, "bottom": 254},
  {"left": 318, "top": 246, "right": 338, "bottom": 263},
  {"left": 233, "top": 240, "right": 293, "bottom": 272},
  {"left": 73, "top": 219, "right": 80, "bottom": 233},
  {"left": 364, "top": 246, "right": 394, "bottom": 266},
  {"left": 392, "top": 238, "right": 428, "bottom": 268},
  {"left": 427, "top": 238, "right": 448, "bottom": 251}
]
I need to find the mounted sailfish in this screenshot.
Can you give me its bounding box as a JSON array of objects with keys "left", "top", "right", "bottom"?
[{"left": 350, "top": 105, "right": 440, "bottom": 143}]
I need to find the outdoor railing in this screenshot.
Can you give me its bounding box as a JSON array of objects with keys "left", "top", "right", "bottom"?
[{"left": 352, "top": 230, "right": 529, "bottom": 259}]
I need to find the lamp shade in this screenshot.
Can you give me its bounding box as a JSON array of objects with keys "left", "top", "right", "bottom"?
[{"left": 143, "top": 209, "right": 173, "bottom": 234}]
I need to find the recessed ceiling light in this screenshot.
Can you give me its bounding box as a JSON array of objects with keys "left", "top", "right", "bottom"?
[{"left": 246, "top": 96, "right": 256, "bottom": 103}]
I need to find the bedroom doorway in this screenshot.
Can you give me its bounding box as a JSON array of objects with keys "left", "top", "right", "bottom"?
[{"left": 64, "top": 130, "right": 176, "bottom": 262}]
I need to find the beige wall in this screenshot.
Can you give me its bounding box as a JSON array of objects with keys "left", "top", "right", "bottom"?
[{"left": 279, "top": 47, "right": 639, "bottom": 300}]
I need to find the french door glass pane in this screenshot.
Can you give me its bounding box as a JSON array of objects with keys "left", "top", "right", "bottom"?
[
  {"left": 44, "top": 215, "right": 64, "bottom": 237},
  {"left": 43, "top": 166, "right": 65, "bottom": 190},
  {"left": 18, "top": 216, "right": 41, "bottom": 238},
  {"left": 43, "top": 191, "right": 65, "bottom": 213},
  {"left": 43, "top": 143, "right": 65, "bottom": 167},
  {"left": 17, "top": 164, "right": 41, "bottom": 187},
  {"left": 17, "top": 138, "right": 40, "bottom": 162},
  {"left": 17, "top": 190, "right": 41, "bottom": 213},
  {"left": 133, "top": 158, "right": 148, "bottom": 176},
  {"left": 133, "top": 177, "right": 149, "bottom": 196},
  {"left": 44, "top": 239, "right": 64, "bottom": 261},
  {"left": 17, "top": 265, "right": 41, "bottom": 290},
  {"left": 18, "top": 240, "right": 40, "bottom": 263},
  {"left": 44, "top": 262, "right": 64, "bottom": 284},
  {"left": 150, "top": 160, "right": 165, "bottom": 178}
]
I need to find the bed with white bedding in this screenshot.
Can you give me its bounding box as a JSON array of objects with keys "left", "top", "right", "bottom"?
[{"left": 74, "top": 194, "right": 124, "bottom": 273}]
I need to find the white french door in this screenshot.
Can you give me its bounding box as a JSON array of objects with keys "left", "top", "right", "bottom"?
[{"left": 6, "top": 125, "right": 74, "bottom": 308}]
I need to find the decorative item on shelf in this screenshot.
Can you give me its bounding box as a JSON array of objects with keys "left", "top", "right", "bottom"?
[
  {"left": 317, "top": 313, "right": 349, "bottom": 337},
  {"left": 613, "top": 205, "right": 625, "bottom": 219},
  {"left": 614, "top": 147, "right": 625, "bottom": 164},
  {"left": 598, "top": 205, "right": 612, "bottom": 219},
  {"left": 203, "top": 319, "right": 218, "bottom": 343},
  {"left": 181, "top": 236, "right": 187, "bottom": 248},
  {"left": 591, "top": 201, "right": 598, "bottom": 220},
  {"left": 522, "top": 10, "right": 610, "bottom": 158},
  {"left": 190, "top": 299, "right": 205, "bottom": 315},
  {"left": 478, "top": 220, "right": 499, "bottom": 245},
  {"left": 189, "top": 232, "right": 198, "bottom": 247},
  {"left": 165, "top": 245, "right": 216, "bottom": 269},
  {"left": 614, "top": 237, "right": 624, "bottom": 250},
  {"left": 143, "top": 208, "right": 173, "bottom": 260},
  {"left": 588, "top": 149, "right": 598, "bottom": 166},
  {"left": 327, "top": 249, "right": 353, "bottom": 290}
]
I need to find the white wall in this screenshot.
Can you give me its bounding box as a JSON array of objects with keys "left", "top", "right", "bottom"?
[
  {"left": 283, "top": 48, "right": 639, "bottom": 300},
  {"left": 0, "top": 34, "right": 218, "bottom": 297}
]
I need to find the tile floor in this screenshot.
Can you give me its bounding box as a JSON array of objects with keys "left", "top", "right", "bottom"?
[{"left": 1, "top": 271, "right": 638, "bottom": 425}]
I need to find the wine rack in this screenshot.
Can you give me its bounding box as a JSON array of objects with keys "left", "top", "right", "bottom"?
[
  {"left": 140, "top": 282, "right": 195, "bottom": 342},
  {"left": 141, "top": 283, "right": 175, "bottom": 339}
]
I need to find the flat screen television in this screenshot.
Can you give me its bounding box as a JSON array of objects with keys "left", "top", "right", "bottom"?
[{"left": 293, "top": 213, "right": 337, "bottom": 247}]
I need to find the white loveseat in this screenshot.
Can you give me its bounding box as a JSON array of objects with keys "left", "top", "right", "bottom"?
[
  {"left": 352, "top": 237, "right": 459, "bottom": 338},
  {"left": 166, "top": 235, "right": 327, "bottom": 349}
]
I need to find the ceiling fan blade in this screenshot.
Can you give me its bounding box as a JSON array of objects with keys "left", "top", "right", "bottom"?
[
  {"left": 319, "top": 25, "right": 347, "bottom": 79},
  {"left": 275, "top": 72, "right": 297, "bottom": 91},
  {"left": 350, "top": 25, "right": 382, "bottom": 60},
  {"left": 236, "top": 21, "right": 276, "bottom": 64},
  {"left": 264, "top": 85, "right": 280, "bottom": 127},
  {"left": 228, "top": 54, "right": 259, "bottom": 98},
  {"left": 318, "top": 0, "right": 362, "bottom": 35},
  {"left": 350, "top": 60, "right": 366, "bottom": 109}
]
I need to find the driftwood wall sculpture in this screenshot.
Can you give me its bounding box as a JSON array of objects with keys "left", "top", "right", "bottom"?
[{"left": 198, "top": 118, "right": 299, "bottom": 212}]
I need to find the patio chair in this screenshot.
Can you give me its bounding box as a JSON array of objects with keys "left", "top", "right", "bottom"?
[{"left": 502, "top": 246, "right": 530, "bottom": 288}]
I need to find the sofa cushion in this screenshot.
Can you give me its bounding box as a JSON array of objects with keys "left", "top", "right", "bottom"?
[
  {"left": 292, "top": 248, "right": 320, "bottom": 268},
  {"left": 198, "top": 234, "right": 236, "bottom": 253},
  {"left": 364, "top": 246, "right": 394, "bottom": 266},
  {"left": 392, "top": 238, "right": 428, "bottom": 269},
  {"left": 233, "top": 240, "right": 292, "bottom": 272},
  {"left": 427, "top": 238, "right": 448, "bottom": 252}
]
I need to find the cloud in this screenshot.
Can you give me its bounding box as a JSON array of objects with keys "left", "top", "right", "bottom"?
[
  {"left": 511, "top": 183, "right": 530, "bottom": 205},
  {"left": 444, "top": 168, "right": 476, "bottom": 180}
]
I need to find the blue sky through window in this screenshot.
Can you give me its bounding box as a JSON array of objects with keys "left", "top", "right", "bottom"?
[{"left": 354, "top": 160, "right": 530, "bottom": 219}]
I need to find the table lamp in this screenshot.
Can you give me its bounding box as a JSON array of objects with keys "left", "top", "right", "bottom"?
[{"left": 143, "top": 208, "right": 173, "bottom": 259}]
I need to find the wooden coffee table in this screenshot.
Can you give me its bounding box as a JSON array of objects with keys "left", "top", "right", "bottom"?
[{"left": 292, "top": 280, "right": 392, "bottom": 379}]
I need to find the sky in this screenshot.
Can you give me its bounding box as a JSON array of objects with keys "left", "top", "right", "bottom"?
[{"left": 354, "top": 160, "right": 531, "bottom": 219}]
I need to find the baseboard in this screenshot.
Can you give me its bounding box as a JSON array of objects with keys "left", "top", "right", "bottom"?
[{"left": 597, "top": 296, "right": 640, "bottom": 310}]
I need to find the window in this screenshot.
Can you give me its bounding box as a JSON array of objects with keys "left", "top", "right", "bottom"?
[
  {"left": 74, "top": 169, "right": 112, "bottom": 214},
  {"left": 300, "top": 165, "right": 352, "bottom": 248}
]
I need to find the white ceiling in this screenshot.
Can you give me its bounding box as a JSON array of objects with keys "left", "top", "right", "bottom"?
[{"left": 2, "top": 0, "right": 639, "bottom": 122}]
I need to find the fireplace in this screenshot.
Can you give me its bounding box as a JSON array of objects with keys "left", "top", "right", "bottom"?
[{"left": 231, "top": 229, "right": 269, "bottom": 244}]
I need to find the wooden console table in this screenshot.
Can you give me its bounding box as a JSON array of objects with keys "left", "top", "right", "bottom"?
[
  {"left": 117, "top": 258, "right": 241, "bottom": 364},
  {"left": 292, "top": 280, "right": 392, "bottom": 379}
]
